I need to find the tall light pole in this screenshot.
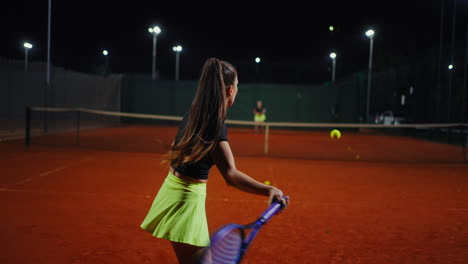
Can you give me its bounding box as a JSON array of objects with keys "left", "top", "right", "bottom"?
[
  {"left": 329, "top": 52, "right": 337, "bottom": 85},
  {"left": 448, "top": 64, "right": 454, "bottom": 122},
  {"left": 436, "top": 0, "right": 445, "bottom": 121},
  {"left": 448, "top": 0, "right": 457, "bottom": 123},
  {"left": 102, "top": 49, "right": 109, "bottom": 75},
  {"left": 255, "top": 57, "right": 261, "bottom": 82},
  {"left": 148, "top": 26, "right": 161, "bottom": 80},
  {"left": 23, "top": 42, "right": 33, "bottom": 72},
  {"left": 47, "top": 0, "right": 51, "bottom": 85},
  {"left": 172, "top": 45, "right": 182, "bottom": 81},
  {"left": 44, "top": 0, "right": 51, "bottom": 133},
  {"left": 463, "top": 21, "right": 468, "bottom": 126},
  {"left": 365, "top": 29, "right": 375, "bottom": 123}
]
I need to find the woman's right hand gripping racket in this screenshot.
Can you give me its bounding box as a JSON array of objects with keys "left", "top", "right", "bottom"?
[{"left": 200, "top": 196, "right": 289, "bottom": 264}]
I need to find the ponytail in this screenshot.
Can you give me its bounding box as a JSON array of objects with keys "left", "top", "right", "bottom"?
[{"left": 163, "top": 58, "right": 237, "bottom": 166}]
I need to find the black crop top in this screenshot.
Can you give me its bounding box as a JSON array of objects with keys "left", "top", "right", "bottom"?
[
  {"left": 171, "top": 115, "right": 228, "bottom": 180},
  {"left": 254, "top": 106, "right": 265, "bottom": 113}
]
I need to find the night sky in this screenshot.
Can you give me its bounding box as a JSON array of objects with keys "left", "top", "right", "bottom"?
[{"left": 2, "top": 1, "right": 467, "bottom": 83}]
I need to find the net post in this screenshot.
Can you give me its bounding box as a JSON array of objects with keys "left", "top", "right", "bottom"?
[
  {"left": 25, "top": 106, "right": 31, "bottom": 147},
  {"left": 264, "top": 124, "right": 269, "bottom": 155},
  {"left": 76, "top": 109, "right": 80, "bottom": 146}
]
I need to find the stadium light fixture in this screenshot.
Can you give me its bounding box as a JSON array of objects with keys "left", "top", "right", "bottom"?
[
  {"left": 173, "top": 45, "right": 183, "bottom": 81},
  {"left": 23, "top": 42, "right": 33, "bottom": 72},
  {"left": 148, "top": 26, "right": 162, "bottom": 80}
]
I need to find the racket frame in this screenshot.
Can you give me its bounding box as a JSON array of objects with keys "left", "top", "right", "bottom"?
[{"left": 205, "top": 198, "right": 287, "bottom": 263}]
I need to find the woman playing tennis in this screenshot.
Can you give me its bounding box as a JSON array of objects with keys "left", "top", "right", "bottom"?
[
  {"left": 140, "top": 58, "right": 288, "bottom": 264},
  {"left": 252, "top": 100, "right": 266, "bottom": 133}
]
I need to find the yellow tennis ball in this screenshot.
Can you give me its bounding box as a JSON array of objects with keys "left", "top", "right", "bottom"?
[
  {"left": 330, "top": 129, "right": 341, "bottom": 139},
  {"left": 355, "top": 154, "right": 360, "bottom": 160},
  {"left": 264, "top": 180, "right": 270, "bottom": 185}
]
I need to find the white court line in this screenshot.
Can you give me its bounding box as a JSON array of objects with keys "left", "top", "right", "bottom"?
[
  {"left": 0, "top": 188, "right": 104, "bottom": 197},
  {"left": 15, "top": 157, "right": 93, "bottom": 185},
  {"left": 0, "top": 188, "right": 41, "bottom": 193},
  {"left": 0, "top": 188, "right": 151, "bottom": 199},
  {"left": 15, "top": 178, "right": 32, "bottom": 185},
  {"left": 39, "top": 166, "right": 68, "bottom": 177}
]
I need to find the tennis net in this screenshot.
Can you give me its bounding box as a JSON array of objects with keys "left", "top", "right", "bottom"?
[{"left": 25, "top": 107, "right": 468, "bottom": 163}]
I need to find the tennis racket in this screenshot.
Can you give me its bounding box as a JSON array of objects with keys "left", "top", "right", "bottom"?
[{"left": 200, "top": 196, "right": 288, "bottom": 264}]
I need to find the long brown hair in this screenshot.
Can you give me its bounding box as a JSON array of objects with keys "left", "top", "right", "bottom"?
[{"left": 164, "top": 58, "right": 237, "bottom": 166}]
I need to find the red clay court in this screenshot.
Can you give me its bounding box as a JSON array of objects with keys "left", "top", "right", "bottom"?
[{"left": 1, "top": 125, "right": 468, "bottom": 263}]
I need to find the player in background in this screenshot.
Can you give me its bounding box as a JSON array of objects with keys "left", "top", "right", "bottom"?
[{"left": 253, "top": 100, "right": 266, "bottom": 133}]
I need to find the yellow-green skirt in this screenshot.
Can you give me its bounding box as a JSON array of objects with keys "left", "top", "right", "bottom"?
[
  {"left": 140, "top": 172, "right": 209, "bottom": 247},
  {"left": 254, "top": 113, "right": 266, "bottom": 122}
]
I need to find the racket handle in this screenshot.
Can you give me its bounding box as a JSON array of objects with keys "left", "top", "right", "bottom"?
[{"left": 258, "top": 196, "right": 288, "bottom": 224}]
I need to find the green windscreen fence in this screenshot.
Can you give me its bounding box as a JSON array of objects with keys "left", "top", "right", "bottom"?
[{"left": 120, "top": 77, "right": 358, "bottom": 123}]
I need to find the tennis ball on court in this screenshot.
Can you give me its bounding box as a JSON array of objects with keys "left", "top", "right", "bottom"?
[
  {"left": 264, "top": 180, "right": 271, "bottom": 185},
  {"left": 355, "top": 154, "right": 360, "bottom": 160},
  {"left": 330, "top": 129, "right": 341, "bottom": 139}
]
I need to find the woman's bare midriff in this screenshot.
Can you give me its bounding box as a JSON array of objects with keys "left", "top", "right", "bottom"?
[{"left": 170, "top": 167, "right": 208, "bottom": 183}]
